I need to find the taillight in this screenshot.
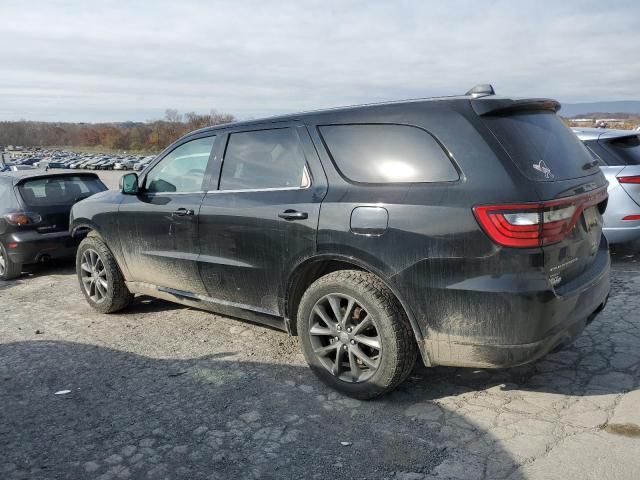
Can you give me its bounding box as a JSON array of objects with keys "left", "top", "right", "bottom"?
[
  {"left": 622, "top": 214, "right": 640, "bottom": 221},
  {"left": 617, "top": 175, "right": 640, "bottom": 184},
  {"left": 474, "top": 186, "right": 608, "bottom": 248},
  {"left": 4, "top": 212, "right": 42, "bottom": 226}
]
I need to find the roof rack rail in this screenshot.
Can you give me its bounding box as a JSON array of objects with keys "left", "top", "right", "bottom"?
[{"left": 465, "top": 84, "right": 495, "bottom": 98}]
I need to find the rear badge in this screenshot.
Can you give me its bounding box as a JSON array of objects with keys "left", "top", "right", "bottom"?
[{"left": 533, "top": 160, "right": 554, "bottom": 179}]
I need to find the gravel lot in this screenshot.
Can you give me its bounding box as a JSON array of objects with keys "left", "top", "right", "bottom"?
[{"left": 1, "top": 170, "right": 639, "bottom": 479}]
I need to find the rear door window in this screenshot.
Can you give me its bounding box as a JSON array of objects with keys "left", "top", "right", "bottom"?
[
  {"left": 482, "top": 112, "right": 600, "bottom": 181},
  {"left": 18, "top": 176, "right": 107, "bottom": 206},
  {"left": 319, "top": 124, "right": 459, "bottom": 183},
  {"left": 0, "top": 182, "right": 17, "bottom": 211},
  {"left": 219, "top": 128, "right": 308, "bottom": 191},
  {"left": 602, "top": 135, "right": 640, "bottom": 165}
]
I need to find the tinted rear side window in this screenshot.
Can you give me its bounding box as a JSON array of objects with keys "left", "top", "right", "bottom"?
[
  {"left": 318, "top": 124, "right": 459, "bottom": 183},
  {"left": 482, "top": 112, "right": 599, "bottom": 181},
  {"left": 18, "top": 176, "right": 107, "bottom": 207},
  {"left": 220, "top": 128, "right": 308, "bottom": 191},
  {"left": 603, "top": 135, "right": 640, "bottom": 165}
]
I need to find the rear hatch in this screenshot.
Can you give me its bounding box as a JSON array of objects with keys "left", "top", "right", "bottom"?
[
  {"left": 475, "top": 99, "right": 608, "bottom": 289},
  {"left": 16, "top": 174, "right": 107, "bottom": 233}
]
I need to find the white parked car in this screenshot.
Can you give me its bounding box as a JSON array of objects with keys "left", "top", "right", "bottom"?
[{"left": 574, "top": 128, "right": 640, "bottom": 245}]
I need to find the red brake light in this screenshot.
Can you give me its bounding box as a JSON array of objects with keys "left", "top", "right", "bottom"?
[
  {"left": 622, "top": 215, "right": 640, "bottom": 221},
  {"left": 617, "top": 175, "right": 640, "bottom": 184},
  {"left": 474, "top": 187, "right": 608, "bottom": 248}
]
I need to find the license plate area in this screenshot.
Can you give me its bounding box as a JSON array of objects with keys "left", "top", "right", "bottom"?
[
  {"left": 582, "top": 206, "right": 602, "bottom": 254},
  {"left": 583, "top": 206, "right": 602, "bottom": 232}
]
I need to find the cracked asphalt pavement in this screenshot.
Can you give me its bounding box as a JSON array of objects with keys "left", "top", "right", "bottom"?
[{"left": 1, "top": 248, "right": 639, "bottom": 479}]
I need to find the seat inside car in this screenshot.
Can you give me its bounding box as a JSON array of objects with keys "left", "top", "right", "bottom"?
[
  {"left": 45, "top": 180, "right": 65, "bottom": 203},
  {"left": 65, "top": 183, "right": 82, "bottom": 202},
  {"left": 20, "top": 187, "right": 37, "bottom": 205}
]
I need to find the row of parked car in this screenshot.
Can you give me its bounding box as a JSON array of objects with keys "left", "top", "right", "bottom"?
[
  {"left": 5, "top": 149, "right": 155, "bottom": 172},
  {"left": 1, "top": 84, "right": 639, "bottom": 399}
]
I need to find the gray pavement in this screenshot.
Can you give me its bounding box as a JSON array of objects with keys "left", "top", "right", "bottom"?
[{"left": 1, "top": 227, "right": 639, "bottom": 479}]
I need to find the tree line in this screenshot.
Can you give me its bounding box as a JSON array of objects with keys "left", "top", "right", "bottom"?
[{"left": 0, "top": 109, "right": 236, "bottom": 153}]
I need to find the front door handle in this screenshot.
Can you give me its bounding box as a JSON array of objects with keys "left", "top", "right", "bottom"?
[
  {"left": 278, "top": 210, "right": 308, "bottom": 221},
  {"left": 172, "top": 208, "right": 195, "bottom": 217}
]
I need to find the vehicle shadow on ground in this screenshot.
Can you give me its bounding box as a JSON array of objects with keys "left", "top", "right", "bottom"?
[
  {"left": 0, "top": 340, "right": 527, "bottom": 480},
  {"left": 21, "top": 258, "right": 76, "bottom": 277},
  {"left": 125, "top": 295, "right": 185, "bottom": 314},
  {"left": 0, "top": 259, "right": 76, "bottom": 292}
]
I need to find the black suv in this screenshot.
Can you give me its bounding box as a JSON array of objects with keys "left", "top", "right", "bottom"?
[
  {"left": 0, "top": 171, "right": 107, "bottom": 280},
  {"left": 70, "top": 86, "right": 610, "bottom": 398}
]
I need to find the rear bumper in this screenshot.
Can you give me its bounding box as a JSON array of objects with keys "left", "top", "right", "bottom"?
[
  {"left": 421, "top": 245, "right": 611, "bottom": 368},
  {"left": 425, "top": 298, "right": 607, "bottom": 368},
  {"left": 604, "top": 225, "right": 640, "bottom": 244},
  {"left": 5, "top": 230, "right": 79, "bottom": 265}
]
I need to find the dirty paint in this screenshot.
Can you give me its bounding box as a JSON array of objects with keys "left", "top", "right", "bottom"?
[{"left": 70, "top": 96, "right": 610, "bottom": 386}]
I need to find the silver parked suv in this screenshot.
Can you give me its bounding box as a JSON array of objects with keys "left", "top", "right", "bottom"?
[{"left": 574, "top": 128, "right": 640, "bottom": 245}]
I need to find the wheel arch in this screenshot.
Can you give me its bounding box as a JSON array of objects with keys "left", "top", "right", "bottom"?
[
  {"left": 70, "top": 219, "right": 103, "bottom": 239},
  {"left": 283, "top": 253, "right": 430, "bottom": 365},
  {"left": 72, "top": 220, "right": 131, "bottom": 280}
]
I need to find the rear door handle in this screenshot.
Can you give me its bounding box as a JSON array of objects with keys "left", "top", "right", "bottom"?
[
  {"left": 278, "top": 210, "right": 308, "bottom": 221},
  {"left": 172, "top": 208, "right": 195, "bottom": 217}
]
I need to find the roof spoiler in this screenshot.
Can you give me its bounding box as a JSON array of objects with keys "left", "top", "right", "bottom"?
[
  {"left": 13, "top": 171, "right": 100, "bottom": 185},
  {"left": 470, "top": 98, "right": 561, "bottom": 116}
]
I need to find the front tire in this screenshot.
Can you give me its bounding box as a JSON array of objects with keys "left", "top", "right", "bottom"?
[
  {"left": 297, "top": 270, "right": 418, "bottom": 399},
  {"left": 0, "top": 242, "right": 21, "bottom": 281},
  {"left": 76, "top": 236, "right": 133, "bottom": 313}
]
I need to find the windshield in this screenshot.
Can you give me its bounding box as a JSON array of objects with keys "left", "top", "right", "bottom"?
[
  {"left": 18, "top": 176, "right": 107, "bottom": 207},
  {"left": 482, "top": 112, "right": 600, "bottom": 181},
  {"left": 605, "top": 135, "right": 640, "bottom": 165}
]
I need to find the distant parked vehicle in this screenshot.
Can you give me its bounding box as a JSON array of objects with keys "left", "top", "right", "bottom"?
[
  {"left": 7, "top": 165, "right": 36, "bottom": 171},
  {"left": 19, "top": 158, "right": 40, "bottom": 166},
  {"left": 0, "top": 171, "right": 108, "bottom": 280},
  {"left": 574, "top": 128, "right": 640, "bottom": 246},
  {"left": 114, "top": 160, "right": 136, "bottom": 170},
  {"left": 133, "top": 159, "right": 153, "bottom": 171}
]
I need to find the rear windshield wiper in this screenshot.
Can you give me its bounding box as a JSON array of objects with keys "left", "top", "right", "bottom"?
[{"left": 582, "top": 160, "right": 599, "bottom": 170}]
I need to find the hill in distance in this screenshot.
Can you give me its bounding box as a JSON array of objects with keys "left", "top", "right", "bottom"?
[{"left": 560, "top": 100, "right": 640, "bottom": 118}]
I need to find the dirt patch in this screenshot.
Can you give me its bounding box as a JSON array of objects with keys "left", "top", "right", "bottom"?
[{"left": 603, "top": 423, "right": 640, "bottom": 438}]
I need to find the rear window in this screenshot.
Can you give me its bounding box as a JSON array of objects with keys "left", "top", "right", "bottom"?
[
  {"left": 18, "top": 176, "right": 107, "bottom": 207},
  {"left": 603, "top": 135, "right": 640, "bottom": 165},
  {"left": 0, "top": 182, "right": 17, "bottom": 211},
  {"left": 482, "top": 112, "right": 599, "bottom": 181},
  {"left": 318, "top": 124, "right": 459, "bottom": 183}
]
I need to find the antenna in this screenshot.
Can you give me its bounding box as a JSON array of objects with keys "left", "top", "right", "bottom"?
[{"left": 465, "top": 84, "right": 495, "bottom": 98}]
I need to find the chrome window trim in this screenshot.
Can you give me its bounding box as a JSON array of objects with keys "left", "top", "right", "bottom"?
[
  {"left": 206, "top": 185, "right": 309, "bottom": 194},
  {"left": 136, "top": 168, "right": 310, "bottom": 197},
  {"left": 142, "top": 191, "right": 206, "bottom": 197},
  {"left": 209, "top": 165, "right": 312, "bottom": 194}
]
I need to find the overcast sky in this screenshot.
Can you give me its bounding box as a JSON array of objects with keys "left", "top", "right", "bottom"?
[{"left": 1, "top": 0, "right": 639, "bottom": 122}]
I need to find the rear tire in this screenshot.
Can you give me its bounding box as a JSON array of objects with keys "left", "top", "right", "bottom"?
[
  {"left": 297, "top": 270, "right": 417, "bottom": 400},
  {"left": 76, "top": 236, "right": 133, "bottom": 313},
  {"left": 0, "top": 242, "right": 22, "bottom": 281}
]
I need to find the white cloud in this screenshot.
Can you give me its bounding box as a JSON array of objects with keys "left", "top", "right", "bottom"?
[{"left": 1, "top": 0, "right": 639, "bottom": 121}]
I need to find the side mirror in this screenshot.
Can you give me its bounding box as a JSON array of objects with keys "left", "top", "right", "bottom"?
[{"left": 120, "top": 172, "right": 140, "bottom": 195}]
